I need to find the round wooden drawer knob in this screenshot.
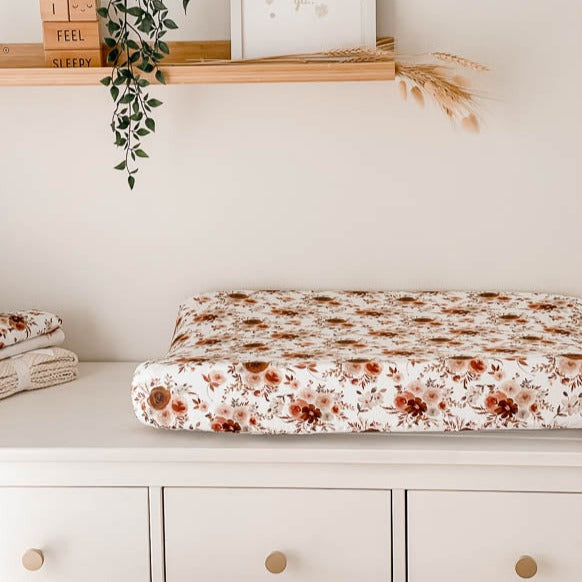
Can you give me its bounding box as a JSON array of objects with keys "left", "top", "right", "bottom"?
[
  {"left": 265, "top": 551, "right": 287, "bottom": 574},
  {"left": 515, "top": 555, "right": 538, "bottom": 579},
  {"left": 22, "top": 549, "right": 44, "bottom": 571}
]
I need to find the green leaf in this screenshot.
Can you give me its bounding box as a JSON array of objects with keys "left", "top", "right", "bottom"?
[
  {"left": 126, "top": 39, "right": 140, "bottom": 50},
  {"left": 155, "top": 70, "right": 166, "bottom": 85},
  {"left": 158, "top": 41, "right": 170, "bottom": 55},
  {"left": 100, "top": 76, "right": 112, "bottom": 86},
  {"left": 147, "top": 98, "right": 163, "bottom": 108},
  {"left": 96, "top": 6, "right": 108, "bottom": 17},
  {"left": 107, "top": 21, "right": 120, "bottom": 34},
  {"left": 136, "top": 128, "right": 150, "bottom": 137},
  {"left": 104, "top": 37, "right": 117, "bottom": 48},
  {"left": 107, "top": 48, "right": 119, "bottom": 62},
  {"left": 110, "top": 86, "right": 119, "bottom": 100},
  {"left": 114, "top": 161, "right": 126, "bottom": 170},
  {"left": 183, "top": 0, "right": 191, "bottom": 12},
  {"left": 138, "top": 14, "right": 154, "bottom": 33},
  {"left": 138, "top": 62, "right": 155, "bottom": 73},
  {"left": 127, "top": 6, "right": 144, "bottom": 16},
  {"left": 163, "top": 19, "right": 178, "bottom": 29},
  {"left": 128, "top": 175, "right": 136, "bottom": 190},
  {"left": 134, "top": 149, "right": 149, "bottom": 158},
  {"left": 145, "top": 118, "right": 156, "bottom": 132}
]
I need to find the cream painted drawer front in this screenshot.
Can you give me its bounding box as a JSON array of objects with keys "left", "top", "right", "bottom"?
[
  {"left": 408, "top": 491, "right": 582, "bottom": 582},
  {"left": 165, "top": 488, "right": 391, "bottom": 582},
  {"left": 0, "top": 487, "right": 150, "bottom": 582}
]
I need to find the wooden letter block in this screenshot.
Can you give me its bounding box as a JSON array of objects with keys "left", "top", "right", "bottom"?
[
  {"left": 43, "top": 21, "right": 101, "bottom": 50},
  {"left": 69, "top": 0, "right": 99, "bottom": 21},
  {"left": 40, "top": 0, "right": 69, "bottom": 21},
  {"left": 45, "top": 49, "right": 102, "bottom": 68}
]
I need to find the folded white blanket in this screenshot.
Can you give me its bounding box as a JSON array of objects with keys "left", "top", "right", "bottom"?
[
  {"left": 0, "top": 347, "right": 78, "bottom": 401},
  {"left": 0, "top": 328, "right": 65, "bottom": 361},
  {"left": 0, "top": 310, "right": 62, "bottom": 349}
]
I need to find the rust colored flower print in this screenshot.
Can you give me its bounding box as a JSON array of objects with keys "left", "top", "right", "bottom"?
[
  {"left": 405, "top": 397, "right": 428, "bottom": 417},
  {"left": 222, "top": 419, "right": 242, "bottom": 433},
  {"left": 131, "top": 291, "right": 582, "bottom": 433},
  {"left": 8, "top": 315, "right": 28, "bottom": 331},
  {"left": 495, "top": 398, "right": 518, "bottom": 418},
  {"left": 300, "top": 404, "right": 322, "bottom": 424},
  {"left": 148, "top": 387, "right": 171, "bottom": 410},
  {"left": 243, "top": 361, "right": 269, "bottom": 373}
]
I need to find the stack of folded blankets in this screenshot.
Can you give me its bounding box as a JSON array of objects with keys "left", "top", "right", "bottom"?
[{"left": 0, "top": 310, "right": 78, "bottom": 401}]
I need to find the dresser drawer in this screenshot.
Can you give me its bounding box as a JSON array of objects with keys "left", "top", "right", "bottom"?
[
  {"left": 164, "top": 488, "right": 391, "bottom": 582},
  {"left": 408, "top": 491, "right": 582, "bottom": 582},
  {"left": 0, "top": 487, "right": 150, "bottom": 582}
]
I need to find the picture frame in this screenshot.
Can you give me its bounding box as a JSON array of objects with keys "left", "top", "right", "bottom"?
[{"left": 230, "top": 0, "right": 376, "bottom": 60}]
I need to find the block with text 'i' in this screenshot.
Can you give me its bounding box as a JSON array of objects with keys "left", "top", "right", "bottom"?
[{"left": 40, "top": 0, "right": 70, "bottom": 21}]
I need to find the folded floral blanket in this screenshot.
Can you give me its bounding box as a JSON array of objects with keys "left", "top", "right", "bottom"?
[
  {"left": 0, "top": 328, "right": 65, "bottom": 361},
  {"left": 0, "top": 347, "right": 78, "bottom": 401},
  {"left": 0, "top": 310, "right": 62, "bottom": 348}
]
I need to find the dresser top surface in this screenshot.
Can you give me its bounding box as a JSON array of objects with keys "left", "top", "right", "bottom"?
[{"left": 0, "top": 362, "right": 580, "bottom": 465}]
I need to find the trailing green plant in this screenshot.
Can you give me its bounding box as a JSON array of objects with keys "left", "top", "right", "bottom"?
[{"left": 98, "top": 0, "right": 191, "bottom": 189}]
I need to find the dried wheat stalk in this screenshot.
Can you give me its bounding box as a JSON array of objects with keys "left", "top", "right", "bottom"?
[
  {"left": 186, "top": 38, "right": 395, "bottom": 65},
  {"left": 431, "top": 52, "right": 490, "bottom": 72},
  {"left": 187, "top": 46, "right": 395, "bottom": 66},
  {"left": 395, "top": 61, "right": 485, "bottom": 131},
  {"left": 183, "top": 40, "right": 487, "bottom": 132}
]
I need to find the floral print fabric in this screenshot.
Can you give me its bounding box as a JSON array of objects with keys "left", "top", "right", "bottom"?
[
  {"left": 0, "top": 310, "right": 62, "bottom": 350},
  {"left": 132, "top": 291, "right": 582, "bottom": 434}
]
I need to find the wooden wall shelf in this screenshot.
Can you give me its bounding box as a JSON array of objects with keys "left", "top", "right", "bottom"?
[{"left": 0, "top": 41, "right": 395, "bottom": 87}]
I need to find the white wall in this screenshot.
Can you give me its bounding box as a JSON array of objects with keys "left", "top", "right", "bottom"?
[{"left": 1, "top": 0, "right": 580, "bottom": 362}]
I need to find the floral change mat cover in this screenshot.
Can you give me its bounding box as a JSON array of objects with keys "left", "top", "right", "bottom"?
[
  {"left": 0, "top": 310, "right": 62, "bottom": 350},
  {"left": 131, "top": 291, "right": 582, "bottom": 434}
]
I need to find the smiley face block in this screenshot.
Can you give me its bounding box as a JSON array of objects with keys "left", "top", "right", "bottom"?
[{"left": 68, "top": 0, "right": 98, "bottom": 21}]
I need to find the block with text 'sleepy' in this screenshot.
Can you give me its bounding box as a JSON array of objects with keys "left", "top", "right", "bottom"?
[
  {"left": 44, "top": 49, "right": 102, "bottom": 68},
  {"left": 40, "top": 0, "right": 70, "bottom": 21},
  {"left": 43, "top": 21, "right": 101, "bottom": 50}
]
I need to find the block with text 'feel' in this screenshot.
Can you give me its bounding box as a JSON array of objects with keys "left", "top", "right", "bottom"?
[{"left": 43, "top": 21, "right": 100, "bottom": 50}]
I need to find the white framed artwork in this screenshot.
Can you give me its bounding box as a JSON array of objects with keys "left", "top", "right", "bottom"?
[{"left": 230, "top": 0, "right": 376, "bottom": 60}]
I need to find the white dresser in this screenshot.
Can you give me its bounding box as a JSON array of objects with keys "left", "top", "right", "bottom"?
[{"left": 0, "top": 363, "right": 580, "bottom": 582}]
